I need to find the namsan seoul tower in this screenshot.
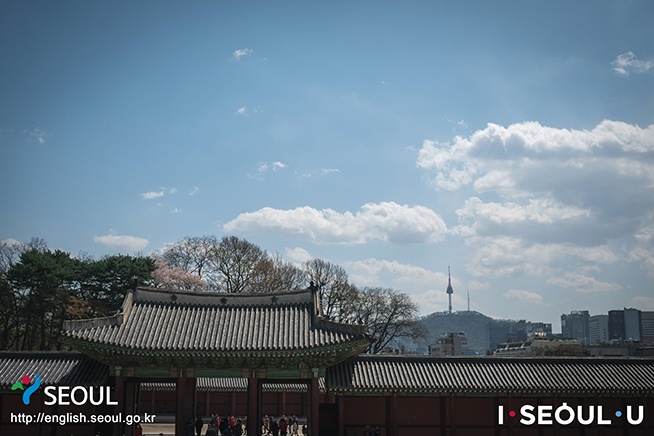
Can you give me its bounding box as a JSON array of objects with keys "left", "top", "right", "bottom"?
[{"left": 446, "top": 265, "right": 454, "bottom": 314}]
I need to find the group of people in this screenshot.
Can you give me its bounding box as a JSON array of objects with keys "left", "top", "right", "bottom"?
[
  {"left": 363, "top": 425, "right": 381, "bottom": 436},
  {"left": 189, "top": 415, "right": 245, "bottom": 436},
  {"left": 262, "top": 415, "right": 305, "bottom": 436}
]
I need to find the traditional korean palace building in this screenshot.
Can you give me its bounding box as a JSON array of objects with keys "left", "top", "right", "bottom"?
[{"left": 1, "top": 286, "right": 654, "bottom": 436}]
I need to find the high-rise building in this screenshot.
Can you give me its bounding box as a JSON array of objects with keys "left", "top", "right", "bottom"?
[
  {"left": 589, "top": 315, "right": 609, "bottom": 344},
  {"left": 624, "top": 308, "right": 642, "bottom": 341},
  {"left": 561, "top": 311, "right": 590, "bottom": 345},
  {"left": 642, "top": 311, "right": 654, "bottom": 344},
  {"left": 609, "top": 310, "right": 625, "bottom": 340},
  {"left": 609, "top": 308, "right": 643, "bottom": 342}
]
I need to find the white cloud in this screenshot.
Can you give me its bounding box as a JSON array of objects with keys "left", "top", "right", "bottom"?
[
  {"left": 414, "top": 289, "right": 469, "bottom": 314},
  {"left": 547, "top": 272, "right": 622, "bottom": 293},
  {"left": 417, "top": 120, "right": 654, "bottom": 192},
  {"left": 418, "top": 120, "right": 654, "bottom": 280},
  {"left": 463, "top": 235, "right": 619, "bottom": 278},
  {"left": 171, "top": 208, "right": 182, "bottom": 214},
  {"left": 93, "top": 231, "right": 149, "bottom": 252},
  {"left": 189, "top": 187, "right": 200, "bottom": 196},
  {"left": 468, "top": 279, "right": 489, "bottom": 291},
  {"left": 140, "top": 191, "right": 164, "bottom": 200},
  {"left": 285, "top": 247, "right": 312, "bottom": 264},
  {"left": 345, "top": 258, "right": 455, "bottom": 288},
  {"left": 30, "top": 128, "right": 48, "bottom": 144},
  {"left": 611, "top": 52, "right": 653, "bottom": 76},
  {"left": 223, "top": 201, "right": 448, "bottom": 245},
  {"left": 235, "top": 107, "right": 247, "bottom": 115},
  {"left": 320, "top": 168, "right": 341, "bottom": 176},
  {"left": 503, "top": 289, "right": 543, "bottom": 304},
  {"left": 249, "top": 161, "right": 286, "bottom": 179},
  {"left": 233, "top": 48, "right": 253, "bottom": 61},
  {"left": 169, "top": 188, "right": 178, "bottom": 194},
  {"left": 296, "top": 168, "right": 341, "bottom": 178}
]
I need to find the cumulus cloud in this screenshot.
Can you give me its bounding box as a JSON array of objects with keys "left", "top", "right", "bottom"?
[
  {"left": 272, "top": 162, "right": 286, "bottom": 171},
  {"left": 171, "top": 208, "right": 182, "bottom": 214},
  {"left": 93, "top": 231, "right": 149, "bottom": 252},
  {"left": 546, "top": 272, "right": 622, "bottom": 293},
  {"left": 189, "top": 187, "right": 200, "bottom": 196},
  {"left": 611, "top": 52, "right": 653, "bottom": 76},
  {"left": 223, "top": 202, "right": 447, "bottom": 245},
  {"left": 285, "top": 247, "right": 312, "bottom": 264},
  {"left": 503, "top": 289, "right": 543, "bottom": 304},
  {"left": 233, "top": 48, "right": 253, "bottom": 61},
  {"left": 141, "top": 191, "right": 164, "bottom": 200},
  {"left": 417, "top": 120, "right": 654, "bottom": 287},
  {"left": 235, "top": 107, "right": 247, "bottom": 115}
]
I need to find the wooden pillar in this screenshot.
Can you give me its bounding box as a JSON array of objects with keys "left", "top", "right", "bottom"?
[
  {"left": 247, "top": 376, "right": 259, "bottom": 436},
  {"left": 440, "top": 396, "right": 447, "bottom": 436},
  {"left": 390, "top": 395, "right": 398, "bottom": 436},
  {"left": 206, "top": 390, "right": 211, "bottom": 416},
  {"left": 113, "top": 376, "right": 126, "bottom": 436},
  {"left": 449, "top": 395, "right": 456, "bottom": 436},
  {"left": 231, "top": 391, "right": 237, "bottom": 416},
  {"left": 151, "top": 390, "right": 156, "bottom": 415},
  {"left": 310, "top": 377, "right": 319, "bottom": 436},
  {"left": 281, "top": 391, "right": 287, "bottom": 416},
  {"left": 124, "top": 381, "right": 137, "bottom": 436},
  {"left": 176, "top": 377, "right": 197, "bottom": 436},
  {"left": 337, "top": 395, "right": 345, "bottom": 436}
]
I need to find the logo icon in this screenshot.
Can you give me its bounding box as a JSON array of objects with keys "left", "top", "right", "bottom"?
[{"left": 11, "top": 375, "right": 41, "bottom": 405}]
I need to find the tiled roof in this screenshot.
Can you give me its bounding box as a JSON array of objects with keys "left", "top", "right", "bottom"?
[
  {"left": 62, "top": 288, "right": 369, "bottom": 353},
  {"left": 141, "top": 378, "right": 326, "bottom": 393},
  {"left": 326, "top": 355, "right": 654, "bottom": 396},
  {"left": 0, "top": 351, "right": 108, "bottom": 389}
]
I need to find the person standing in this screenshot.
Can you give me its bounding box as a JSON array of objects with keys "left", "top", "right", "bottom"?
[{"left": 196, "top": 416, "right": 205, "bottom": 436}]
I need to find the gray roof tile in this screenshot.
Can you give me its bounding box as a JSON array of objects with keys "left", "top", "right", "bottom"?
[
  {"left": 63, "top": 288, "right": 368, "bottom": 352},
  {"left": 0, "top": 351, "right": 108, "bottom": 389},
  {"left": 326, "top": 355, "right": 654, "bottom": 395}
]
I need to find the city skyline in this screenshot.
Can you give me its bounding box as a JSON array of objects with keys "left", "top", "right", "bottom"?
[{"left": 1, "top": 1, "right": 653, "bottom": 331}]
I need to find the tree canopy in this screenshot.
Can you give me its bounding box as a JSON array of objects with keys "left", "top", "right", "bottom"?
[{"left": 1, "top": 235, "right": 427, "bottom": 353}]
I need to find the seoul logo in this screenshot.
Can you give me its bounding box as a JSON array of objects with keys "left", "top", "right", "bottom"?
[
  {"left": 11, "top": 374, "right": 41, "bottom": 405},
  {"left": 498, "top": 404, "right": 645, "bottom": 426}
]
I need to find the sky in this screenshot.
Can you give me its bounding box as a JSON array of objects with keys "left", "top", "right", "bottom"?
[{"left": 1, "top": 1, "right": 653, "bottom": 331}]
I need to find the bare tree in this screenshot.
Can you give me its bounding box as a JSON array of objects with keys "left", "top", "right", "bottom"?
[
  {"left": 355, "top": 287, "right": 429, "bottom": 354},
  {"left": 303, "top": 258, "right": 358, "bottom": 322},
  {"left": 213, "top": 236, "right": 268, "bottom": 293},
  {"left": 249, "top": 253, "right": 307, "bottom": 293},
  {"left": 158, "top": 235, "right": 219, "bottom": 285}
]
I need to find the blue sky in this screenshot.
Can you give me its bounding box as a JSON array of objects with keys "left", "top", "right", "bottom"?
[{"left": 2, "top": 1, "right": 653, "bottom": 330}]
